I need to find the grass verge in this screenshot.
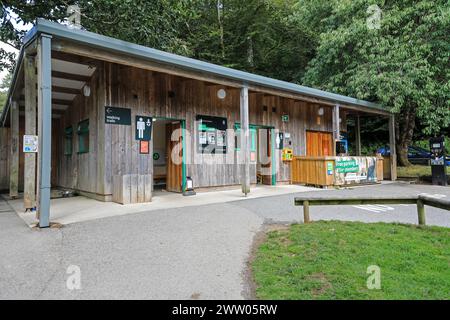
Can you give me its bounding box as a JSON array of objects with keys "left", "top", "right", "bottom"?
[
  {"left": 397, "top": 165, "right": 431, "bottom": 178},
  {"left": 252, "top": 221, "right": 450, "bottom": 300}
]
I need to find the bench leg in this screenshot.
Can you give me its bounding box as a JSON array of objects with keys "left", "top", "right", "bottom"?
[
  {"left": 303, "top": 200, "right": 310, "bottom": 224},
  {"left": 417, "top": 199, "right": 426, "bottom": 226}
]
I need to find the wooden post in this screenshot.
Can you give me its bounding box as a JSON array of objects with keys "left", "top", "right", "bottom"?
[
  {"left": 9, "top": 101, "right": 19, "bottom": 199},
  {"left": 24, "top": 54, "right": 37, "bottom": 210},
  {"left": 417, "top": 199, "right": 426, "bottom": 226},
  {"left": 355, "top": 115, "right": 361, "bottom": 156},
  {"left": 240, "top": 86, "right": 250, "bottom": 195},
  {"left": 332, "top": 104, "right": 340, "bottom": 155},
  {"left": 389, "top": 114, "right": 397, "bottom": 181},
  {"left": 303, "top": 200, "right": 310, "bottom": 224}
]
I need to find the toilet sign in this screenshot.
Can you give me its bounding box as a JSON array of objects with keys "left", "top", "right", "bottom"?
[
  {"left": 23, "top": 135, "right": 38, "bottom": 153},
  {"left": 135, "top": 116, "right": 152, "bottom": 141}
]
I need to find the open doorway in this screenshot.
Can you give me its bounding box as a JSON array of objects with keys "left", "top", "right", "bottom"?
[
  {"left": 152, "top": 118, "right": 184, "bottom": 193},
  {"left": 256, "top": 127, "right": 273, "bottom": 185}
]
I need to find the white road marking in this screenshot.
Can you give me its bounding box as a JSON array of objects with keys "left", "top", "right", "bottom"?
[{"left": 353, "top": 205, "right": 394, "bottom": 213}]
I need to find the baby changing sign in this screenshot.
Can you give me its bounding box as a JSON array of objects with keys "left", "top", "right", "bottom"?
[{"left": 135, "top": 116, "right": 152, "bottom": 141}]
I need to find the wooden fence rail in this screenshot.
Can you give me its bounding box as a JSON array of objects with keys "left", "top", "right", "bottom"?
[{"left": 294, "top": 195, "right": 450, "bottom": 226}]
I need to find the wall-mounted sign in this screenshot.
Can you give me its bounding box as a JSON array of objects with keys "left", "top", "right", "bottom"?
[
  {"left": 140, "top": 140, "right": 149, "bottom": 154},
  {"left": 105, "top": 106, "right": 131, "bottom": 125},
  {"left": 282, "top": 114, "right": 289, "bottom": 122},
  {"left": 335, "top": 159, "right": 359, "bottom": 173},
  {"left": 327, "top": 161, "right": 333, "bottom": 175},
  {"left": 135, "top": 116, "right": 152, "bottom": 141},
  {"left": 23, "top": 135, "right": 38, "bottom": 153},
  {"left": 275, "top": 132, "right": 284, "bottom": 149},
  {"left": 196, "top": 115, "right": 227, "bottom": 154},
  {"left": 334, "top": 157, "right": 378, "bottom": 185}
]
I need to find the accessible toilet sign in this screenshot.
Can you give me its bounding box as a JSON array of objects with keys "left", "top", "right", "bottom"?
[{"left": 136, "top": 116, "right": 152, "bottom": 141}]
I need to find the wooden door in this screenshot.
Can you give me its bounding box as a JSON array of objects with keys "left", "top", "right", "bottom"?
[
  {"left": 306, "top": 131, "right": 333, "bottom": 157},
  {"left": 260, "top": 129, "right": 272, "bottom": 185},
  {"left": 166, "top": 122, "right": 183, "bottom": 192}
]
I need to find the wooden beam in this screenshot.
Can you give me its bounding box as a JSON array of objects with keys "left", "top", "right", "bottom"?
[
  {"left": 389, "top": 114, "right": 397, "bottom": 181},
  {"left": 295, "top": 197, "right": 418, "bottom": 206},
  {"left": 52, "top": 70, "right": 91, "bottom": 82},
  {"left": 332, "top": 104, "right": 340, "bottom": 155},
  {"left": 355, "top": 115, "right": 361, "bottom": 156},
  {"left": 24, "top": 54, "right": 37, "bottom": 209},
  {"left": 240, "top": 86, "right": 250, "bottom": 195},
  {"left": 20, "top": 95, "right": 73, "bottom": 106},
  {"left": 52, "top": 86, "right": 81, "bottom": 95},
  {"left": 51, "top": 51, "right": 98, "bottom": 66},
  {"left": 52, "top": 98, "right": 74, "bottom": 106},
  {"left": 250, "top": 85, "right": 390, "bottom": 116},
  {"left": 53, "top": 39, "right": 242, "bottom": 89},
  {"left": 9, "top": 101, "right": 19, "bottom": 199}
]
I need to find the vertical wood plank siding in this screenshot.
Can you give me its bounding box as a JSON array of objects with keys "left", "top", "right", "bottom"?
[{"left": 49, "top": 62, "right": 343, "bottom": 200}]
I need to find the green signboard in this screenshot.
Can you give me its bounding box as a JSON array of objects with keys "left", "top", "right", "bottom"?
[
  {"left": 335, "top": 159, "right": 359, "bottom": 173},
  {"left": 282, "top": 114, "right": 289, "bottom": 122}
]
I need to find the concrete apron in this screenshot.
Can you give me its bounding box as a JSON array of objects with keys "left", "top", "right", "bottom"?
[{"left": 4, "top": 184, "right": 318, "bottom": 227}]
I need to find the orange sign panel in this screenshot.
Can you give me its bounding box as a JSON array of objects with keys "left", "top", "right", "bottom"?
[{"left": 140, "top": 140, "right": 149, "bottom": 154}]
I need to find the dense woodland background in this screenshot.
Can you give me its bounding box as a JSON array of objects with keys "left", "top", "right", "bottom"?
[{"left": 0, "top": 0, "right": 449, "bottom": 165}]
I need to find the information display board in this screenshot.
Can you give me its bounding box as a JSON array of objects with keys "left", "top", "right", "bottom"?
[
  {"left": 334, "top": 156, "right": 378, "bottom": 185},
  {"left": 196, "top": 115, "right": 227, "bottom": 154}
]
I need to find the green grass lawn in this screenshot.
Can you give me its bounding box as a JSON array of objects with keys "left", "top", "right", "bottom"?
[
  {"left": 397, "top": 165, "right": 431, "bottom": 178},
  {"left": 252, "top": 221, "right": 450, "bottom": 300}
]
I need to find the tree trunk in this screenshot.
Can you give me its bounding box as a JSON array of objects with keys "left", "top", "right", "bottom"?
[
  {"left": 396, "top": 105, "right": 416, "bottom": 167},
  {"left": 217, "top": 0, "right": 225, "bottom": 59}
]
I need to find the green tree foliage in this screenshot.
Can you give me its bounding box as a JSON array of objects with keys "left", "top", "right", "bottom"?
[
  {"left": 299, "top": 0, "right": 450, "bottom": 165},
  {"left": 1, "top": 1, "right": 448, "bottom": 165},
  {"left": 181, "top": 0, "right": 313, "bottom": 81}
]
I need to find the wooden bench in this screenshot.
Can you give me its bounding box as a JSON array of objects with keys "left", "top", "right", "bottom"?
[{"left": 294, "top": 194, "right": 450, "bottom": 226}]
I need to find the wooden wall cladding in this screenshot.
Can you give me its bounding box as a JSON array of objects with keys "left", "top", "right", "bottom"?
[
  {"left": 0, "top": 127, "right": 10, "bottom": 191},
  {"left": 52, "top": 61, "right": 337, "bottom": 201}
]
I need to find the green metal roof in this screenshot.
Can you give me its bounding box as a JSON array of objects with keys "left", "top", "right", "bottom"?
[{"left": 1, "top": 19, "right": 389, "bottom": 126}]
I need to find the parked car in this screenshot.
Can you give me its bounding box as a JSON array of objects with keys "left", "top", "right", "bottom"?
[{"left": 377, "top": 145, "right": 450, "bottom": 166}]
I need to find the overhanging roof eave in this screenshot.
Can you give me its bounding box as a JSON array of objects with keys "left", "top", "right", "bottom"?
[{"left": 26, "top": 19, "right": 389, "bottom": 114}]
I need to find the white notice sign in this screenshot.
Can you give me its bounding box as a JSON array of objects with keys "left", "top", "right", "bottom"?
[{"left": 23, "top": 135, "right": 38, "bottom": 153}]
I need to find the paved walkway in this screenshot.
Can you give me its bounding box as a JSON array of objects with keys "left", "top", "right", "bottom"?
[
  {"left": 6, "top": 184, "right": 317, "bottom": 226},
  {"left": 0, "top": 182, "right": 448, "bottom": 299}
]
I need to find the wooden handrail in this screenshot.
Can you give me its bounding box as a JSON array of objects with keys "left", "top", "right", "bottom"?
[{"left": 294, "top": 194, "right": 449, "bottom": 226}]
